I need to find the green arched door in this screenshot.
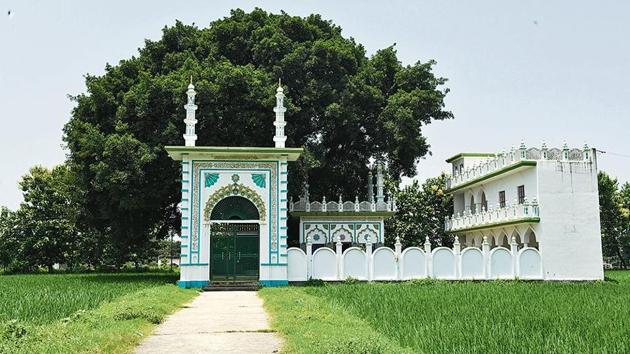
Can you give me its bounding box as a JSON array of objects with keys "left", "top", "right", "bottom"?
[{"left": 209, "top": 197, "right": 260, "bottom": 281}]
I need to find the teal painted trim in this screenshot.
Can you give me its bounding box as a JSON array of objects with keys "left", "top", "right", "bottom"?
[
  {"left": 280, "top": 181, "right": 288, "bottom": 184},
  {"left": 261, "top": 263, "right": 288, "bottom": 266},
  {"left": 280, "top": 208, "right": 287, "bottom": 211},
  {"left": 280, "top": 189, "right": 288, "bottom": 193},
  {"left": 447, "top": 160, "right": 537, "bottom": 193},
  {"left": 182, "top": 216, "right": 189, "bottom": 220},
  {"left": 181, "top": 180, "right": 189, "bottom": 183},
  {"left": 280, "top": 217, "right": 288, "bottom": 220},
  {"left": 302, "top": 221, "right": 384, "bottom": 244},
  {"left": 181, "top": 161, "right": 190, "bottom": 165},
  {"left": 177, "top": 280, "right": 209, "bottom": 288},
  {"left": 181, "top": 198, "right": 189, "bottom": 202},
  {"left": 280, "top": 226, "right": 287, "bottom": 230},
  {"left": 181, "top": 244, "right": 188, "bottom": 248},
  {"left": 280, "top": 254, "right": 288, "bottom": 258},
  {"left": 180, "top": 254, "right": 188, "bottom": 258},
  {"left": 180, "top": 235, "right": 189, "bottom": 238},
  {"left": 181, "top": 188, "right": 189, "bottom": 193},
  {"left": 280, "top": 171, "right": 288, "bottom": 175},
  {"left": 259, "top": 280, "right": 288, "bottom": 287},
  {"left": 445, "top": 152, "right": 495, "bottom": 163},
  {"left": 280, "top": 199, "right": 287, "bottom": 202},
  {"left": 197, "top": 163, "right": 275, "bottom": 263},
  {"left": 183, "top": 171, "right": 190, "bottom": 174},
  {"left": 179, "top": 263, "right": 208, "bottom": 266},
  {"left": 280, "top": 235, "right": 288, "bottom": 239},
  {"left": 181, "top": 208, "right": 189, "bottom": 211},
  {"left": 181, "top": 226, "right": 189, "bottom": 229},
  {"left": 291, "top": 211, "right": 395, "bottom": 217}
]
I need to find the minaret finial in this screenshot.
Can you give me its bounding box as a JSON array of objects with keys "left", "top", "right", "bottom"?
[
  {"left": 183, "top": 80, "right": 198, "bottom": 146},
  {"left": 273, "top": 80, "right": 287, "bottom": 148}
]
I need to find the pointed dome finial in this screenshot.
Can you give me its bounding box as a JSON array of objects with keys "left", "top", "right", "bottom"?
[
  {"left": 188, "top": 76, "right": 194, "bottom": 90},
  {"left": 277, "top": 78, "right": 283, "bottom": 93}
]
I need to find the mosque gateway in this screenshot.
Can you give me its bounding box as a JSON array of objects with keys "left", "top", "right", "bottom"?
[{"left": 167, "top": 80, "right": 604, "bottom": 288}]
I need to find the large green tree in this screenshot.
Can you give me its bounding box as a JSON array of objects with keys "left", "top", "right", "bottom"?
[
  {"left": 9, "top": 166, "right": 80, "bottom": 272},
  {"left": 385, "top": 174, "right": 453, "bottom": 248},
  {"left": 598, "top": 172, "right": 630, "bottom": 267},
  {"left": 63, "top": 9, "right": 452, "bottom": 261}
]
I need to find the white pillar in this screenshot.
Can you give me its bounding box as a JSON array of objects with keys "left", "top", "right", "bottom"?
[
  {"left": 453, "top": 236, "right": 461, "bottom": 280},
  {"left": 510, "top": 235, "right": 519, "bottom": 279},
  {"left": 335, "top": 235, "right": 343, "bottom": 280},
  {"left": 306, "top": 235, "right": 313, "bottom": 280},
  {"left": 395, "top": 235, "right": 402, "bottom": 280},
  {"left": 482, "top": 236, "right": 490, "bottom": 279},
  {"left": 366, "top": 235, "right": 373, "bottom": 281},
  {"left": 424, "top": 236, "right": 432, "bottom": 278}
]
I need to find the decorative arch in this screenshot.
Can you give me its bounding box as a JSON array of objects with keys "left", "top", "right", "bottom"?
[
  {"left": 209, "top": 196, "right": 259, "bottom": 220},
  {"left": 204, "top": 183, "right": 266, "bottom": 222}
]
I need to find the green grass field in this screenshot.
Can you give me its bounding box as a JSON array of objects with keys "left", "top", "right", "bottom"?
[
  {"left": 260, "top": 271, "right": 630, "bottom": 354},
  {"left": 0, "top": 273, "right": 197, "bottom": 353}
]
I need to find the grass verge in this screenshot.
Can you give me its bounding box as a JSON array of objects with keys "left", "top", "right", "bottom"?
[
  {"left": 260, "top": 271, "right": 630, "bottom": 354},
  {"left": 0, "top": 274, "right": 197, "bottom": 353}
]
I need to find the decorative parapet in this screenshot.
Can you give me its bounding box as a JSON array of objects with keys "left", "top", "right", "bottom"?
[
  {"left": 289, "top": 195, "right": 396, "bottom": 214},
  {"left": 444, "top": 198, "right": 540, "bottom": 233},
  {"left": 445, "top": 142, "right": 593, "bottom": 191}
]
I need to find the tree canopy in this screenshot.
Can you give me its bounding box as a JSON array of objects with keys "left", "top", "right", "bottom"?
[
  {"left": 385, "top": 174, "right": 453, "bottom": 248},
  {"left": 62, "top": 8, "right": 453, "bottom": 261},
  {"left": 598, "top": 172, "right": 630, "bottom": 267}
]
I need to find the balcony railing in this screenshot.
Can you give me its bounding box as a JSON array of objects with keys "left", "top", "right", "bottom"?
[
  {"left": 445, "top": 143, "right": 592, "bottom": 190},
  {"left": 445, "top": 198, "right": 540, "bottom": 232},
  {"left": 290, "top": 196, "right": 395, "bottom": 213}
]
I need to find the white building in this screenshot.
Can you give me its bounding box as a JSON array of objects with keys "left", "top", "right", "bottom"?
[{"left": 444, "top": 142, "right": 604, "bottom": 280}]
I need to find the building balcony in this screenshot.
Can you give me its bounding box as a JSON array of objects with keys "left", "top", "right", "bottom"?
[
  {"left": 445, "top": 198, "right": 540, "bottom": 233},
  {"left": 445, "top": 143, "right": 592, "bottom": 192}
]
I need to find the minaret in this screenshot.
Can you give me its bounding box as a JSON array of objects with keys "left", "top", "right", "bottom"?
[
  {"left": 273, "top": 80, "right": 287, "bottom": 148},
  {"left": 376, "top": 163, "right": 385, "bottom": 204},
  {"left": 183, "top": 78, "right": 198, "bottom": 147},
  {"left": 367, "top": 171, "right": 374, "bottom": 203}
]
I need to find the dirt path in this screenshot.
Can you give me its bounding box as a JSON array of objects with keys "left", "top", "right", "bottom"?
[{"left": 135, "top": 291, "right": 281, "bottom": 354}]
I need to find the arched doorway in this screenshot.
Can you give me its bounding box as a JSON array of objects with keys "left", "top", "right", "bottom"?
[{"left": 208, "top": 196, "right": 260, "bottom": 281}]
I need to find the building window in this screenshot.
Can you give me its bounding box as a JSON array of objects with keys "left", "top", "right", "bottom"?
[
  {"left": 517, "top": 185, "right": 525, "bottom": 204},
  {"left": 481, "top": 192, "right": 487, "bottom": 211},
  {"left": 499, "top": 191, "right": 506, "bottom": 208},
  {"left": 470, "top": 196, "right": 475, "bottom": 213}
]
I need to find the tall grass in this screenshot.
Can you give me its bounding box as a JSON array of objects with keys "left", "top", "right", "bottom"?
[
  {"left": 0, "top": 273, "right": 178, "bottom": 325},
  {"left": 262, "top": 271, "right": 630, "bottom": 353}
]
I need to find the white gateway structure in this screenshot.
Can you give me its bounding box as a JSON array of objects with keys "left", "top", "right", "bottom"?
[{"left": 444, "top": 142, "right": 604, "bottom": 280}]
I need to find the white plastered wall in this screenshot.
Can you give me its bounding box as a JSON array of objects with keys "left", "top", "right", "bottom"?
[{"left": 536, "top": 160, "right": 604, "bottom": 280}]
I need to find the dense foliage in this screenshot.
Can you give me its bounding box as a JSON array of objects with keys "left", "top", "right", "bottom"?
[
  {"left": 385, "top": 174, "right": 453, "bottom": 248},
  {"left": 261, "top": 271, "right": 630, "bottom": 353},
  {"left": 598, "top": 172, "right": 630, "bottom": 267},
  {"left": 60, "top": 8, "right": 452, "bottom": 264}
]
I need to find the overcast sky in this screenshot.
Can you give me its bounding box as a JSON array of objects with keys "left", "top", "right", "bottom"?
[{"left": 1, "top": 0, "right": 629, "bottom": 209}]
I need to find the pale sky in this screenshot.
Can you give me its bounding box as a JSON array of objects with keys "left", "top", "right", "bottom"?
[{"left": 1, "top": 1, "right": 629, "bottom": 209}]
